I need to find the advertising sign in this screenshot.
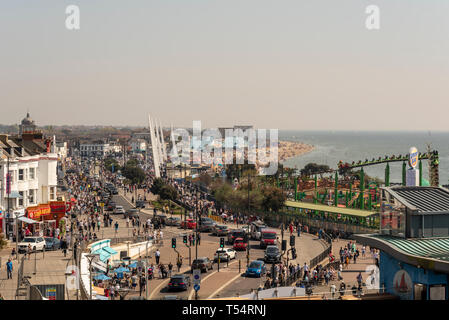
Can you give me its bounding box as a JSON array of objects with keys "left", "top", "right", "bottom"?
[
  {"left": 6, "top": 173, "right": 11, "bottom": 195},
  {"left": 408, "top": 147, "right": 419, "bottom": 169},
  {"left": 46, "top": 287, "right": 57, "bottom": 300},
  {"left": 27, "top": 204, "right": 51, "bottom": 220},
  {"left": 50, "top": 201, "right": 66, "bottom": 214}
]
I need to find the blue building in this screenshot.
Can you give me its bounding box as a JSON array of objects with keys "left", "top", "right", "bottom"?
[{"left": 355, "top": 186, "right": 449, "bottom": 300}]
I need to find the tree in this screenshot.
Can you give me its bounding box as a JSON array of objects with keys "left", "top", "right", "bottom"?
[
  {"left": 260, "top": 185, "right": 286, "bottom": 212},
  {"left": 126, "top": 158, "right": 139, "bottom": 168},
  {"left": 159, "top": 185, "right": 178, "bottom": 202},
  {"left": 104, "top": 157, "right": 120, "bottom": 172},
  {"left": 151, "top": 178, "right": 165, "bottom": 195},
  {"left": 0, "top": 233, "right": 7, "bottom": 249},
  {"left": 199, "top": 173, "right": 212, "bottom": 187},
  {"left": 300, "top": 163, "right": 330, "bottom": 178},
  {"left": 122, "top": 165, "right": 146, "bottom": 185}
]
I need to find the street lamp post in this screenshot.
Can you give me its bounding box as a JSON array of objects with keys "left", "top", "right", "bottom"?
[
  {"left": 85, "top": 253, "right": 99, "bottom": 300},
  {"left": 247, "top": 170, "right": 251, "bottom": 267},
  {"left": 195, "top": 190, "right": 199, "bottom": 300}
]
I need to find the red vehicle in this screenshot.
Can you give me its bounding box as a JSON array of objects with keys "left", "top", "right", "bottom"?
[
  {"left": 259, "top": 229, "right": 277, "bottom": 248},
  {"left": 233, "top": 238, "right": 247, "bottom": 251},
  {"left": 181, "top": 219, "right": 197, "bottom": 229}
]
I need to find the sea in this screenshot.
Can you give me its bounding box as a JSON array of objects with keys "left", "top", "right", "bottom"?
[{"left": 279, "top": 131, "right": 449, "bottom": 184}]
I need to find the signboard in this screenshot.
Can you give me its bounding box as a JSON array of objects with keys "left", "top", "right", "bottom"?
[
  {"left": 6, "top": 173, "right": 11, "bottom": 195},
  {"left": 193, "top": 269, "right": 201, "bottom": 286},
  {"left": 50, "top": 201, "right": 66, "bottom": 214},
  {"left": 194, "top": 284, "right": 200, "bottom": 292},
  {"left": 408, "top": 147, "right": 419, "bottom": 169},
  {"left": 27, "top": 204, "right": 51, "bottom": 220},
  {"left": 392, "top": 269, "right": 413, "bottom": 300},
  {"left": 46, "top": 287, "right": 57, "bottom": 300}
]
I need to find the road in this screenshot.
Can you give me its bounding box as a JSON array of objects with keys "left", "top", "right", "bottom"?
[{"left": 110, "top": 193, "right": 327, "bottom": 300}]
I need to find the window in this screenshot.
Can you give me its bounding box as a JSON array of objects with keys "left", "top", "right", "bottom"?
[
  {"left": 29, "top": 168, "right": 35, "bottom": 180},
  {"left": 18, "top": 169, "right": 24, "bottom": 181},
  {"left": 50, "top": 187, "right": 56, "bottom": 200},
  {"left": 19, "top": 191, "right": 24, "bottom": 206},
  {"left": 29, "top": 189, "right": 35, "bottom": 204}
]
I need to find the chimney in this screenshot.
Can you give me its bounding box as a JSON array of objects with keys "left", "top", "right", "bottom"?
[{"left": 0, "top": 134, "right": 8, "bottom": 144}]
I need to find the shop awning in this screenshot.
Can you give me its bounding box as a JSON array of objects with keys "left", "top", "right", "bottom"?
[
  {"left": 92, "top": 247, "right": 118, "bottom": 263},
  {"left": 7, "top": 191, "right": 22, "bottom": 199},
  {"left": 18, "top": 216, "right": 39, "bottom": 224}
]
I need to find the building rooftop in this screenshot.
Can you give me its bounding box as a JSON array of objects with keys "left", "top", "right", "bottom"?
[
  {"left": 354, "top": 233, "right": 449, "bottom": 273},
  {"left": 285, "top": 200, "right": 377, "bottom": 218},
  {"left": 386, "top": 186, "right": 449, "bottom": 213}
]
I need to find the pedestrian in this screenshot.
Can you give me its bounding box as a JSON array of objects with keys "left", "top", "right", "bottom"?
[
  {"left": 168, "top": 262, "right": 173, "bottom": 278},
  {"left": 61, "top": 238, "right": 67, "bottom": 257},
  {"left": 27, "top": 244, "right": 32, "bottom": 260},
  {"left": 114, "top": 221, "right": 119, "bottom": 234},
  {"left": 177, "top": 256, "right": 182, "bottom": 272},
  {"left": 155, "top": 249, "right": 161, "bottom": 265},
  {"left": 6, "top": 259, "right": 13, "bottom": 279},
  {"left": 197, "top": 233, "right": 201, "bottom": 245},
  {"left": 357, "top": 272, "right": 363, "bottom": 287}
]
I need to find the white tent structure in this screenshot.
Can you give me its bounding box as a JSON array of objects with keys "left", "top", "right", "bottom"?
[{"left": 148, "top": 115, "right": 161, "bottom": 178}]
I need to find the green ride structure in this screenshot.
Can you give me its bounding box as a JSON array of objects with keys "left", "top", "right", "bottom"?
[{"left": 274, "top": 150, "right": 440, "bottom": 236}]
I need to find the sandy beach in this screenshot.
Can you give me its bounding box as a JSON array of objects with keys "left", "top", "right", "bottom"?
[{"left": 278, "top": 140, "right": 314, "bottom": 162}]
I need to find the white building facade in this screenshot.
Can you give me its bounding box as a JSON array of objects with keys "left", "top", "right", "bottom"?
[{"left": 80, "top": 142, "right": 111, "bottom": 158}]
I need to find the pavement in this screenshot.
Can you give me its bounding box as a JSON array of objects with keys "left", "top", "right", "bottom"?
[
  {"left": 311, "top": 240, "right": 379, "bottom": 299},
  {"left": 119, "top": 188, "right": 329, "bottom": 300}
]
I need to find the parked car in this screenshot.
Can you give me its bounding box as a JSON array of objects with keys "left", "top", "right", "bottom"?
[
  {"left": 113, "top": 205, "right": 126, "bottom": 215},
  {"left": 212, "top": 225, "right": 229, "bottom": 236},
  {"left": 264, "top": 245, "right": 281, "bottom": 264},
  {"left": 18, "top": 237, "right": 46, "bottom": 253},
  {"left": 136, "top": 200, "right": 146, "bottom": 208},
  {"left": 124, "top": 208, "right": 139, "bottom": 219},
  {"left": 214, "top": 248, "right": 236, "bottom": 262},
  {"left": 191, "top": 257, "right": 213, "bottom": 273},
  {"left": 245, "top": 260, "right": 266, "bottom": 278},
  {"left": 106, "top": 201, "right": 116, "bottom": 211},
  {"left": 44, "top": 237, "right": 61, "bottom": 251},
  {"left": 168, "top": 274, "right": 191, "bottom": 291},
  {"left": 181, "top": 219, "right": 197, "bottom": 229},
  {"left": 199, "top": 220, "right": 216, "bottom": 232},
  {"left": 166, "top": 217, "right": 181, "bottom": 226},
  {"left": 233, "top": 238, "right": 248, "bottom": 251},
  {"left": 259, "top": 228, "right": 277, "bottom": 248},
  {"left": 227, "top": 229, "right": 248, "bottom": 244}
]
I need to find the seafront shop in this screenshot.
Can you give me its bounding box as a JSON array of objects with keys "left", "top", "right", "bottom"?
[
  {"left": 355, "top": 186, "right": 449, "bottom": 300},
  {"left": 24, "top": 201, "right": 69, "bottom": 237}
]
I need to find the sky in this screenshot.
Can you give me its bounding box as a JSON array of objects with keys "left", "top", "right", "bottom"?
[{"left": 1, "top": 0, "right": 449, "bottom": 130}]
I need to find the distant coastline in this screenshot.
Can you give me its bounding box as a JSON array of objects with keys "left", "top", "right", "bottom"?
[{"left": 278, "top": 140, "right": 315, "bottom": 162}]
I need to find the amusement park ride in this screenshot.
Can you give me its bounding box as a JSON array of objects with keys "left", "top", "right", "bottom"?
[{"left": 279, "top": 150, "right": 440, "bottom": 212}]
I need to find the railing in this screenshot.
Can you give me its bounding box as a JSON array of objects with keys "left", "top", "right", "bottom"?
[
  {"left": 309, "top": 245, "right": 332, "bottom": 269},
  {"left": 15, "top": 256, "right": 27, "bottom": 300},
  {"left": 109, "top": 235, "right": 153, "bottom": 245}
]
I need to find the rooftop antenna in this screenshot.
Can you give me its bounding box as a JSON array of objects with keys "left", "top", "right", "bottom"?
[{"left": 426, "top": 131, "right": 432, "bottom": 184}]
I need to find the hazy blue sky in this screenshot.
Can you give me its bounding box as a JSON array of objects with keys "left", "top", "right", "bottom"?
[{"left": 1, "top": 1, "right": 448, "bottom": 130}]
